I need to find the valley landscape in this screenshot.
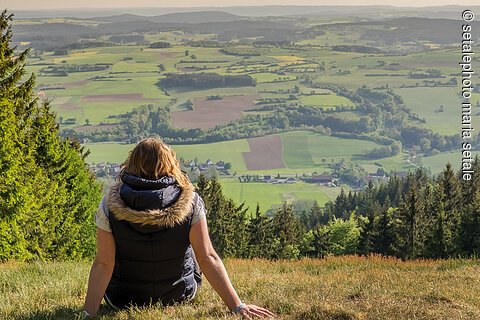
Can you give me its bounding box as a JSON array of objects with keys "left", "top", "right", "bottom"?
[
  {"left": 15, "top": 6, "right": 480, "bottom": 212},
  {"left": 1, "top": 5, "right": 480, "bottom": 320}
]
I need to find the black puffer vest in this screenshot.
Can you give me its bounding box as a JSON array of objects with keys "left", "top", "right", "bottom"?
[{"left": 104, "top": 173, "right": 197, "bottom": 308}]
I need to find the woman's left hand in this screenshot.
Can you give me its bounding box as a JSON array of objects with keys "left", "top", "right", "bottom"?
[{"left": 238, "top": 304, "right": 276, "bottom": 319}]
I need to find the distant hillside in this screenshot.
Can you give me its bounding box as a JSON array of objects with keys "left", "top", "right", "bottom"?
[
  {"left": 13, "top": 18, "right": 301, "bottom": 49},
  {"left": 14, "top": 5, "right": 480, "bottom": 19},
  {"left": 305, "top": 17, "right": 480, "bottom": 45},
  {"left": 92, "top": 11, "right": 244, "bottom": 24}
]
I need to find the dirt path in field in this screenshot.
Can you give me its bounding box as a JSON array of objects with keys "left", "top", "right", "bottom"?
[
  {"left": 171, "top": 94, "right": 259, "bottom": 129},
  {"left": 243, "top": 135, "right": 286, "bottom": 170},
  {"left": 82, "top": 93, "right": 153, "bottom": 102},
  {"left": 74, "top": 124, "right": 120, "bottom": 132},
  {"left": 59, "top": 103, "right": 81, "bottom": 110}
]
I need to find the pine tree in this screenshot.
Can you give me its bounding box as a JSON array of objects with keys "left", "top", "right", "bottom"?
[
  {"left": 271, "top": 203, "right": 304, "bottom": 259},
  {"left": 392, "top": 175, "right": 421, "bottom": 259},
  {"left": 440, "top": 163, "right": 462, "bottom": 215},
  {"left": 459, "top": 156, "right": 480, "bottom": 206},
  {"left": 247, "top": 203, "right": 277, "bottom": 258},
  {"left": 197, "top": 175, "right": 250, "bottom": 258},
  {"left": 438, "top": 163, "right": 462, "bottom": 254},
  {"left": 358, "top": 212, "right": 376, "bottom": 255},
  {"left": 334, "top": 188, "right": 348, "bottom": 218},
  {"left": 0, "top": 11, "right": 101, "bottom": 260},
  {"left": 425, "top": 185, "right": 453, "bottom": 258},
  {"left": 458, "top": 190, "right": 480, "bottom": 257},
  {"left": 372, "top": 207, "right": 395, "bottom": 256},
  {"left": 312, "top": 225, "right": 331, "bottom": 258},
  {"left": 299, "top": 201, "right": 329, "bottom": 230}
]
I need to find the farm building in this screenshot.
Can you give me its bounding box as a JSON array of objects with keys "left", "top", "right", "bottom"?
[
  {"left": 269, "top": 177, "right": 297, "bottom": 184},
  {"left": 303, "top": 175, "right": 335, "bottom": 185}
]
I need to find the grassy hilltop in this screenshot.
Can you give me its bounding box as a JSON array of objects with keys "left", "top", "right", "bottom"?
[{"left": 1, "top": 256, "right": 480, "bottom": 320}]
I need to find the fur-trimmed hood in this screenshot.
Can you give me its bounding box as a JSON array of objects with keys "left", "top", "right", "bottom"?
[{"left": 105, "top": 174, "right": 195, "bottom": 230}]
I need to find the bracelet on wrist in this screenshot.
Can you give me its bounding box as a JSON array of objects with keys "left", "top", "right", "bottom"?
[{"left": 233, "top": 303, "right": 247, "bottom": 314}]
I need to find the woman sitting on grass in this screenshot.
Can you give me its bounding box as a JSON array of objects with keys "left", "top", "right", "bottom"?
[{"left": 81, "top": 137, "right": 275, "bottom": 319}]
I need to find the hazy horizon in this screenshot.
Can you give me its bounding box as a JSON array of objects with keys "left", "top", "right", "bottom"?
[{"left": 1, "top": 1, "right": 477, "bottom": 11}]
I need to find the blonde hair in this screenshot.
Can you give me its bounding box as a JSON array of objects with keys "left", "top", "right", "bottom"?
[{"left": 120, "top": 137, "right": 191, "bottom": 189}]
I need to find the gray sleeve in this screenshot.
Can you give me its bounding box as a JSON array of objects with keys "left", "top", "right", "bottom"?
[
  {"left": 95, "top": 196, "right": 112, "bottom": 233},
  {"left": 191, "top": 193, "right": 207, "bottom": 225}
]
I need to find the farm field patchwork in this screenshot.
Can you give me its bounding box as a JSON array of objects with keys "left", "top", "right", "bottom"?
[
  {"left": 85, "top": 140, "right": 250, "bottom": 171},
  {"left": 84, "top": 130, "right": 417, "bottom": 209},
  {"left": 18, "top": 17, "right": 468, "bottom": 212},
  {"left": 86, "top": 131, "right": 400, "bottom": 172}
]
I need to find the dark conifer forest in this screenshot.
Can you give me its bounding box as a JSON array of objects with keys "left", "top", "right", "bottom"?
[{"left": 198, "top": 161, "right": 480, "bottom": 260}]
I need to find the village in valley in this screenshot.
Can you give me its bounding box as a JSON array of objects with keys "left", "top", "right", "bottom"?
[{"left": 89, "top": 158, "right": 406, "bottom": 189}]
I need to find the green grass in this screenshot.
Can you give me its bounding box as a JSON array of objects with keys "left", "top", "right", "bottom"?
[
  {"left": 281, "top": 132, "right": 383, "bottom": 169},
  {"left": 52, "top": 101, "right": 149, "bottom": 125},
  {"left": 422, "top": 151, "right": 480, "bottom": 175},
  {"left": 370, "top": 153, "right": 417, "bottom": 172},
  {"left": 2, "top": 256, "right": 480, "bottom": 319},
  {"left": 394, "top": 87, "right": 468, "bottom": 135},
  {"left": 250, "top": 73, "right": 296, "bottom": 83},
  {"left": 300, "top": 93, "right": 355, "bottom": 107},
  {"left": 85, "top": 140, "right": 250, "bottom": 171},
  {"left": 111, "top": 61, "right": 160, "bottom": 73},
  {"left": 220, "top": 179, "right": 338, "bottom": 212}
]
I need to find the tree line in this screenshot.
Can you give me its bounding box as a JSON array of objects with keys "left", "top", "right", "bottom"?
[
  {"left": 158, "top": 72, "right": 256, "bottom": 89},
  {"left": 198, "top": 161, "right": 480, "bottom": 260},
  {"left": 0, "top": 11, "right": 102, "bottom": 261}
]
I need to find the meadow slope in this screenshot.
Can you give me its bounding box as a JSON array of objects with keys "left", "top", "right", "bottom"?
[{"left": 1, "top": 256, "right": 479, "bottom": 320}]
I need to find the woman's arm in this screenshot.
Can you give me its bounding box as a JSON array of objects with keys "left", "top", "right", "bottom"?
[
  {"left": 189, "top": 217, "right": 275, "bottom": 318},
  {"left": 83, "top": 227, "right": 116, "bottom": 317}
]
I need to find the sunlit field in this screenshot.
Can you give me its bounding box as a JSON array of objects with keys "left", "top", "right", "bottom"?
[{"left": 2, "top": 256, "right": 479, "bottom": 320}]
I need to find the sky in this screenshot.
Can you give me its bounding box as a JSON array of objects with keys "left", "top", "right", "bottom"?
[{"left": 0, "top": 0, "right": 477, "bottom": 10}]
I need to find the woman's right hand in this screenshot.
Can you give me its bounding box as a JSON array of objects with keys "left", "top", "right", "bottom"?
[{"left": 237, "top": 304, "right": 276, "bottom": 319}]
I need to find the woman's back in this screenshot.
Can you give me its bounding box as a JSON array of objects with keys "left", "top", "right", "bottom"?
[
  {"left": 104, "top": 173, "right": 199, "bottom": 308},
  {"left": 81, "top": 137, "right": 274, "bottom": 319}
]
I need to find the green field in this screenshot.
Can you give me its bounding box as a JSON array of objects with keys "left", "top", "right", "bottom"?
[
  {"left": 299, "top": 93, "right": 355, "bottom": 107},
  {"left": 394, "top": 87, "right": 470, "bottom": 135},
  {"left": 86, "top": 131, "right": 406, "bottom": 173},
  {"left": 86, "top": 140, "right": 250, "bottom": 171},
  {"left": 281, "top": 132, "right": 383, "bottom": 169},
  {"left": 422, "top": 151, "right": 480, "bottom": 175},
  {"left": 220, "top": 179, "right": 343, "bottom": 212},
  {"left": 250, "top": 73, "right": 296, "bottom": 83}
]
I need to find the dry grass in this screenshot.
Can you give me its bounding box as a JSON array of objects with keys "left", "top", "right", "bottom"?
[{"left": 1, "top": 256, "right": 479, "bottom": 320}]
